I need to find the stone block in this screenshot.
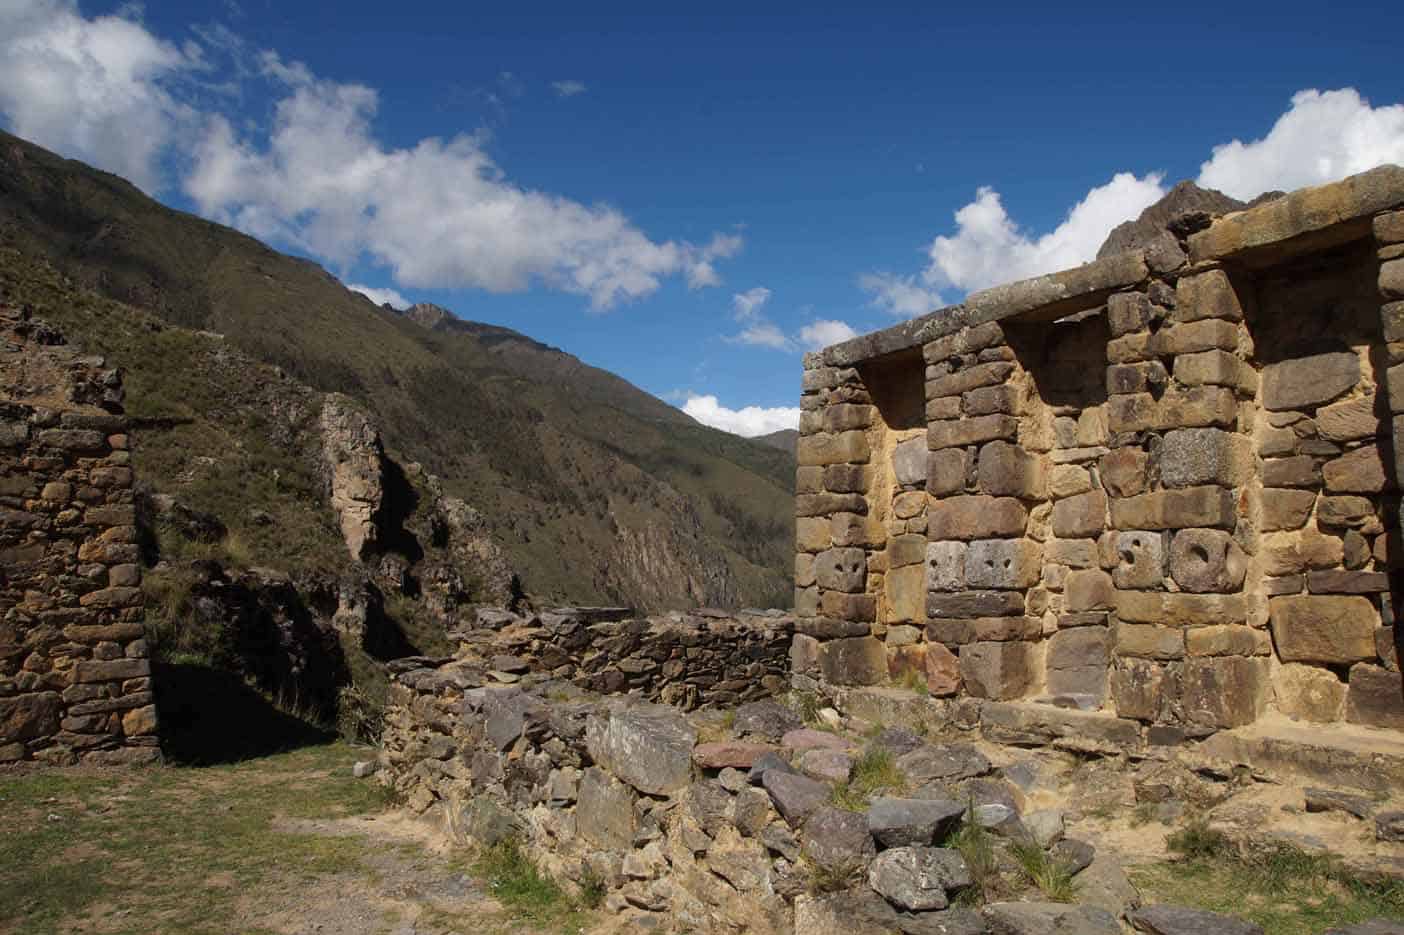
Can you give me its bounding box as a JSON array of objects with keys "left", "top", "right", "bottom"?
[
  {"left": 926, "top": 396, "right": 961, "bottom": 420},
  {"left": 796, "top": 493, "right": 867, "bottom": 517},
  {"left": 893, "top": 437, "right": 928, "bottom": 487},
  {"left": 791, "top": 633, "right": 821, "bottom": 675},
  {"left": 965, "top": 384, "right": 1024, "bottom": 416},
  {"left": 1046, "top": 665, "right": 1107, "bottom": 700},
  {"left": 1109, "top": 486, "right": 1236, "bottom": 530},
  {"left": 1049, "top": 464, "right": 1092, "bottom": 499},
  {"left": 1262, "top": 528, "right": 1346, "bottom": 574},
  {"left": 1270, "top": 595, "right": 1379, "bottom": 664},
  {"left": 1111, "top": 658, "right": 1177, "bottom": 722},
  {"left": 819, "top": 637, "right": 888, "bottom": 686},
  {"left": 1375, "top": 210, "right": 1404, "bottom": 244},
  {"left": 1111, "top": 530, "right": 1165, "bottom": 589},
  {"left": 893, "top": 491, "right": 926, "bottom": 520},
  {"left": 1115, "top": 623, "right": 1185, "bottom": 660},
  {"left": 889, "top": 534, "right": 927, "bottom": 568},
  {"left": 926, "top": 590, "right": 1026, "bottom": 619},
  {"left": 1258, "top": 425, "right": 1299, "bottom": 457},
  {"left": 1261, "top": 456, "right": 1321, "bottom": 488},
  {"left": 1317, "top": 495, "right": 1376, "bottom": 528},
  {"left": 1099, "top": 447, "right": 1149, "bottom": 497},
  {"left": 1385, "top": 301, "right": 1404, "bottom": 343},
  {"left": 0, "top": 692, "right": 61, "bottom": 742},
  {"left": 1174, "top": 268, "right": 1244, "bottom": 322},
  {"left": 1159, "top": 428, "right": 1250, "bottom": 489},
  {"left": 927, "top": 448, "right": 969, "bottom": 495},
  {"left": 797, "top": 466, "right": 823, "bottom": 494},
  {"left": 1323, "top": 444, "right": 1391, "bottom": 493},
  {"left": 1182, "top": 656, "right": 1269, "bottom": 728},
  {"left": 797, "top": 517, "right": 831, "bottom": 553},
  {"left": 822, "top": 591, "right": 877, "bottom": 622},
  {"left": 1273, "top": 663, "right": 1347, "bottom": 723},
  {"left": 1168, "top": 528, "right": 1247, "bottom": 593},
  {"left": 1065, "top": 569, "right": 1115, "bottom": 612},
  {"left": 824, "top": 464, "right": 872, "bottom": 493},
  {"left": 1151, "top": 319, "right": 1239, "bottom": 356},
  {"left": 1345, "top": 663, "right": 1404, "bottom": 729},
  {"left": 577, "top": 767, "right": 636, "bottom": 849},
  {"left": 926, "top": 362, "right": 1016, "bottom": 398},
  {"left": 1262, "top": 350, "right": 1361, "bottom": 412},
  {"left": 1047, "top": 627, "right": 1109, "bottom": 669},
  {"left": 1260, "top": 489, "right": 1317, "bottom": 531},
  {"left": 928, "top": 415, "right": 1018, "bottom": 451},
  {"left": 964, "top": 539, "right": 1042, "bottom": 590},
  {"left": 798, "top": 431, "right": 871, "bottom": 466},
  {"left": 1052, "top": 490, "right": 1107, "bottom": 539},
  {"left": 832, "top": 512, "right": 884, "bottom": 548},
  {"left": 1383, "top": 258, "right": 1404, "bottom": 299},
  {"left": 816, "top": 548, "right": 867, "bottom": 593},
  {"left": 1106, "top": 361, "right": 1167, "bottom": 396},
  {"left": 1316, "top": 393, "right": 1380, "bottom": 443},
  {"left": 1107, "top": 291, "right": 1152, "bottom": 337},
  {"left": 1047, "top": 538, "right": 1097, "bottom": 568},
  {"left": 796, "top": 553, "right": 817, "bottom": 588},
  {"left": 926, "top": 541, "right": 967, "bottom": 592},
  {"left": 929, "top": 495, "right": 1027, "bottom": 540},
  {"left": 1307, "top": 570, "right": 1389, "bottom": 594},
  {"left": 1173, "top": 349, "right": 1248, "bottom": 389},
  {"left": 823, "top": 404, "right": 876, "bottom": 433},
  {"left": 1185, "top": 625, "right": 1264, "bottom": 657},
  {"left": 885, "top": 565, "right": 926, "bottom": 623},
  {"left": 925, "top": 642, "right": 962, "bottom": 696},
  {"left": 927, "top": 616, "right": 1040, "bottom": 645},
  {"left": 977, "top": 441, "right": 1044, "bottom": 498},
  {"left": 958, "top": 641, "right": 1039, "bottom": 700},
  {"left": 74, "top": 658, "right": 150, "bottom": 683}
]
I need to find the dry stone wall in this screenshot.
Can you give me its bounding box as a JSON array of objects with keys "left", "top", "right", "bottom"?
[
  {"left": 0, "top": 305, "right": 157, "bottom": 765},
  {"left": 795, "top": 166, "right": 1404, "bottom": 739}
]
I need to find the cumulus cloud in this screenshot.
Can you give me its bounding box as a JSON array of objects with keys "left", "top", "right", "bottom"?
[
  {"left": 0, "top": 1, "right": 739, "bottom": 308},
  {"left": 798, "top": 319, "right": 857, "bottom": 350},
  {"left": 552, "top": 80, "right": 587, "bottom": 98},
  {"left": 859, "top": 272, "right": 945, "bottom": 318},
  {"left": 1198, "top": 88, "right": 1404, "bottom": 200},
  {"left": 732, "top": 287, "right": 771, "bottom": 320},
  {"left": 0, "top": 0, "right": 197, "bottom": 192},
  {"left": 347, "top": 283, "right": 410, "bottom": 309},
  {"left": 868, "top": 88, "right": 1404, "bottom": 306},
  {"left": 681, "top": 394, "right": 799, "bottom": 436}
]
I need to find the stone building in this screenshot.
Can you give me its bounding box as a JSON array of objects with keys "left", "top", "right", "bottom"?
[
  {"left": 0, "top": 305, "right": 158, "bottom": 764},
  {"left": 795, "top": 166, "right": 1404, "bottom": 734}
]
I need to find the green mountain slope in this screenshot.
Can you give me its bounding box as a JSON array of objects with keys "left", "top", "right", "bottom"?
[{"left": 0, "top": 129, "right": 795, "bottom": 611}]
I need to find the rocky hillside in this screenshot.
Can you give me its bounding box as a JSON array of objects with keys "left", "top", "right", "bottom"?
[{"left": 0, "top": 128, "right": 795, "bottom": 612}]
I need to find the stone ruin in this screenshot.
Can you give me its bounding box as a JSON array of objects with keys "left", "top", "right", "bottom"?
[
  {"left": 795, "top": 165, "right": 1404, "bottom": 739},
  {"left": 0, "top": 304, "right": 158, "bottom": 765}
]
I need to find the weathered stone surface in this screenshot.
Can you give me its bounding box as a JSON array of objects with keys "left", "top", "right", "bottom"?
[
  {"left": 1262, "top": 528, "right": 1346, "bottom": 574},
  {"left": 1168, "top": 528, "right": 1247, "bottom": 593},
  {"left": 1260, "top": 489, "right": 1317, "bottom": 531},
  {"left": 1316, "top": 495, "right": 1376, "bottom": 528},
  {"left": 798, "top": 431, "right": 871, "bottom": 466},
  {"left": 1346, "top": 663, "right": 1404, "bottom": 729},
  {"left": 896, "top": 744, "right": 992, "bottom": 784},
  {"left": 587, "top": 705, "right": 697, "bottom": 795},
  {"left": 867, "top": 797, "right": 966, "bottom": 847},
  {"left": 893, "top": 437, "right": 929, "bottom": 487},
  {"left": 964, "top": 539, "right": 1042, "bottom": 590},
  {"left": 929, "top": 415, "right": 1018, "bottom": 451},
  {"left": 1049, "top": 464, "right": 1092, "bottom": 499},
  {"left": 1065, "top": 568, "right": 1115, "bottom": 612},
  {"left": 733, "top": 699, "right": 803, "bottom": 741},
  {"left": 1317, "top": 393, "right": 1381, "bottom": 442},
  {"left": 1159, "top": 428, "right": 1249, "bottom": 489},
  {"left": 577, "top": 767, "right": 635, "bottom": 849},
  {"left": 763, "top": 770, "right": 830, "bottom": 827},
  {"left": 0, "top": 692, "right": 61, "bottom": 742},
  {"left": 1261, "top": 350, "right": 1361, "bottom": 411},
  {"left": 959, "top": 641, "right": 1039, "bottom": 700},
  {"left": 977, "top": 441, "right": 1045, "bottom": 498},
  {"left": 833, "top": 511, "right": 885, "bottom": 547},
  {"left": 1129, "top": 905, "right": 1264, "bottom": 935},
  {"left": 803, "top": 806, "right": 876, "bottom": 870},
  {"left": 1115, "top": 624, "right": 1185, "bottom": 660},
  {"left": 928, "top": 616, "right": 1040, "bottom": 645},
  {"left": 822, "top": 587, "right": 877, "bottom": 620},
  {"left": 1182, "top": 656, "right": 1269, "bottom": 728},
  {"left": 1324, "top": 444, "right": 1392, "bottom": 493},
  {"left": 816, "top": 547, "right": 867, "bottom": 593},
  {"left": 929, "top": 495, "right": 1028, "bottom": 540},
  {"left": 886, "top": 564, "right": 927, "bottom": 623},
  {"left": 1051, "top": 490, "right": 1107, "bottom": 539},
  {"left": 1047, "top": 627, "right": 1109, "bottom": 670},
  {"left": 1175, "top": 269, "right": 1244, "bottom": 322},
  {"left": 868, "top": 846, "right": 971, "bottom": 911},
  {"left": 1111, "top": 657, "right": 1178, "bottom": 721},
  {"left": 1308, "top": 570, "right": 1389, "bottom": 594},
  {"left": 1270, "top": 596, "right": 1378, "bottom": 664},
  {"left": 747, "top": 751, "right": 798, "bottom": 786},
  {"left": 925, "top": 642, "right": 962, "bottom": 696},
  {"left": 1113, "top": 530, "right": 1165, "bottom": 589},
  {"left": 1100, "top": 446, "right": 1150, "bottom": 497},
  {"left": 926, "top": 541, "right": 967, "bottom": 592},
  {"left": 1110, "top": 486, "right": 1235, "bottom": 530},
  {"left": 692, "top": 742, "right": 776, "bottom": 769},
  {"left": 819, "top": 636, "right": 887, "bottom": 686},
  {"left": 1185, "top": 625, "right": 1264, "bottom": 657},
  {"left": 926, "top": 590, "right": 1026, "bottom": 619},
  {"left": 928, "top": 448, "right": 970, "bottom": 495},
  {"left": 983, "top": 901, "right": 1121, "bottom": 935}
]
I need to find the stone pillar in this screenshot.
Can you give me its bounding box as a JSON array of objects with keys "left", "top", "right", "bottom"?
[
  {"left": 921, "top": 322, "right": 1043, "bottom": 700},
  {"left": 1102, "top": 271, "right": 1268, "bottom": 730}
]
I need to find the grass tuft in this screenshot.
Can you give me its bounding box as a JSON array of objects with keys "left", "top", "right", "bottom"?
[
  {"left": 830, "top": 748, "right": 908, "bottom": 811},
  {"left": 1009, "top": 839, "right": 1079, "bottom": 903},
  {"left": 1165, "top": 817, "right": 1232, "bottom": 860},
  {"left": 804, "top": 857, "right": 863, "bottom": 894},
  {"left": 945, "top": 812, "right": 1002, "bottom": 906},
  {"left": 471, "top": 838, "right": 574, "bottom": 923}
]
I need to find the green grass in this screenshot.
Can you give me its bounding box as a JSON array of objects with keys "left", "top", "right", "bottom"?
[
  {"left": 471, "top": 838, "right": 592, "bottom": 928},
  {"left": 945, "top": 814, "right": 1003, "bottom": 906},
  {"left": 1009, "top": 840, "right": 1079, "bottom": 903},
  {"left": 0, "top": 743, "right": 391, "bottom": 935},
  {"left": 830, "top": 748, "right": 907, "bottom": 811},
  {"left": 1131, "top": 820, "right": 1404, "bottom": 935}
]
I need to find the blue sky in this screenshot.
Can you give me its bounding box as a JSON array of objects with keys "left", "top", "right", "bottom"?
[{"left": 3, "top": 1, "right": 1404, "bottom": 434}]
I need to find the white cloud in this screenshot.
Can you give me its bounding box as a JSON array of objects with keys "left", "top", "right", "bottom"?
[
  {"left": 798, "top": 319, "right": 858, "bottom": 350},
  {"left": 0, "top": 0, "right": 197, "bottom": 193},
  {"left": 347, "top": 283, "right": 410, "bottom": 309},
  {"left": 928, "top": 172, "right": 1167, "bottom": 294},
  {"left": 681, "top": 394, "right": 799, "bottom": 436},
  {"left": 732, "top": 286, "right": 771, "bottom": 319},
  {"left": 552, "top": 80, "right": 587, "bottom": 98},
  {"left": 859, "top": 272, "right": 945, "bottom": 318},
  {"left": 0, "top": 2, "right": 739, "bottom": 309},
  {"left": 731, "top": 321, "right": 791, "bottom": 350},
  {"left": 1197, "top": 88, "right": 1404, "bottom": 200}
]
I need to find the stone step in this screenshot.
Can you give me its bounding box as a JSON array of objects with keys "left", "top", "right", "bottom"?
[
  {"left": 1196, "top": 713, "right": 1404, "bottom": 791},
  {"left": 979, "top": 701, "right": 1142, "bottom": 753}
]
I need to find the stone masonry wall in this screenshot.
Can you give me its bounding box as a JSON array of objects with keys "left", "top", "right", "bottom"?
[
  {"left": 0, "top": 304, "right": 158, "bottom": 765},
  {"left": 795, "top": 166, "right": 1404, "bottom": 739}
]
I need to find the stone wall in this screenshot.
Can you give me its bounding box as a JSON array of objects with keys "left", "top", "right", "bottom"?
[
  {"left": 795, "top": 166, "right": 1404, "bottom": 737},
  {"left": 0, "top": 305, "right": 158, "bottom": 764},
  {"left": 451, "top": 606, "right": 793, "bottom": 708}
]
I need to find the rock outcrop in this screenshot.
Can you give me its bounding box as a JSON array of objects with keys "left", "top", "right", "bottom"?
[{"left": 319, "top": 394, "right": 385, "bottom": 562}]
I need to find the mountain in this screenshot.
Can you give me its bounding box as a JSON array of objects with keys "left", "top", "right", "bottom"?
[
  {"left": 0, "top": 128, "right": 795, "bottom": 612},
  {"left": 1097, "top": 180, "right": 1286, "bottom": 258},
  {"left": 753, "top": 429, "right": 799, "bottom": 456}
]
